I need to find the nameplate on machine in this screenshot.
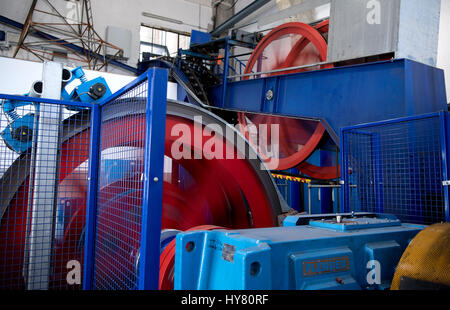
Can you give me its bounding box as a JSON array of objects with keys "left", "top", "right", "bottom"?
[{"left": 302, "top": 256, "right": 350, "bottom": 277}]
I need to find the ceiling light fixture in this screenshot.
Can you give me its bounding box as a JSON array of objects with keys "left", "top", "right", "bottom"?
[{"left": 142, "top": 12, "right": 183, "bottom": 25}]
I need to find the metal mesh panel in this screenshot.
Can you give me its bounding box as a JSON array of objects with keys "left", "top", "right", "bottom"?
[
  {"left": 342, "top": 115, "right": 446, "bottom": 225},
  {"left": 93, "top": 80, "right": 148, "bottom": 290},
  {"left": 0, "top": 95, "right": 91, "bottom": 289}
]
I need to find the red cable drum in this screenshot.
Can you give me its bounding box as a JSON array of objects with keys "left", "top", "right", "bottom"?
[{"left": 0, "top": 102, "right": 282, "bottom": 289}]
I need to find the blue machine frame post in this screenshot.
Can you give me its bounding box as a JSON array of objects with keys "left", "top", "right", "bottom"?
[
  {"left": 372, "top": 132, "right": 384, "bottom": 214},
  {"left": 212, "top": 59, "right": 446, "bottom": 215},
  {"left": 138, "top": 68, "right": 168, "bottom": 290},
  {"left": 82, "top": 103, "right": 101, "bottom": 290},
  {"left": 80, "top": 68, "right": 168, "bottom": 289},
  {"left": 211, "top": 59, "right": 447, "bottom": 141},
  {"left": 340, "top": 129, "right": 376, "bottom": 213}
]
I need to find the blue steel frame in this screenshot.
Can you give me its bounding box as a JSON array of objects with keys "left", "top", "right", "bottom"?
[
  {"left": 0, "top": 92, "right": 94, "bottom": 289},
  {"left": 0, "top": 68, "right": 168, "bottom": 290},
  {"left": 0, "top": 94, "right": 94, "bottom": 109},
  {"left": 0, "top": 15, "right": 138, "bottom": 74},
  {"left": 439, "top": 111, "right": 450, "bottom": 223},
  {"left": 82, "top": 68, "right": 168, "bottom": 290},
  {"left": 221, "top": 37, "right": 230, "bottom": 108},
  {"left": 209, "top": 59, "right": 448, "bottom": 143},
  {"left": 82, "top": 103, "right": 100, "bottom": 290},
  {"left": 340, "top": 111, "right": 450, "bottom": 223}
]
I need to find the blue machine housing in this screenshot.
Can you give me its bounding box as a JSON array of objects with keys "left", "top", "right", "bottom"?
[
  {"left": 1, "top": 92, "right": 40, "bottom": 154},
  {"left": 208, "top": 58, "right": 447, "bottom": 214},
  {"left": 174, "top": 214, "right": 425, "bottom": 290}
]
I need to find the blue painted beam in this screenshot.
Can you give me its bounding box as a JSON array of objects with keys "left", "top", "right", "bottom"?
[{"left": 210, "top": 0, "right": 271, "bottom": 37}]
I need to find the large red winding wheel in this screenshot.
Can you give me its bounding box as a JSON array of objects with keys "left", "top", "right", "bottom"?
[
  {"left": 0, "top": 101, "right": 282, "bottom": 289},
  {"left": 238, "top": 21, "right": 338, "bottom": 180}
]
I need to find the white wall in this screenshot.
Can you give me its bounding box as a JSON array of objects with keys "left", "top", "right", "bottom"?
[
  {"left": 0, "top": 0, "right": 213, "bottom": 75},
  {"left": 0, "top": 56, "right": 137, "bottom": 176}
]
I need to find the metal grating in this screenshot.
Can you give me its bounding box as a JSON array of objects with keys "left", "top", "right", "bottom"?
[
  {"left": 0, "top": 95, "right": 91, "bottom": 289},
  {"left": 341, "top": 114, "right": 447, "bottom": 225},
  {"left": 93, "top": 80, "right": 148, "bottom": 290}
]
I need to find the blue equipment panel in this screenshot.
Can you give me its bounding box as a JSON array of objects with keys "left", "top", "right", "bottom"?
[
  {"left": 61, "top": 67, "right": 112, "bottom": 110},
  {"left": 174, "top": 214, "right": 425, "bottom": 290}
]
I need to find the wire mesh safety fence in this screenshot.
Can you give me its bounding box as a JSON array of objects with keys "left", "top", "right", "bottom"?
[
  {"left": 341, "top": 113, "right": 448, "bottom": 225},
  {"left": 0, "top": 94, "right": 91, "bottom": 289},
  {"left": 93, "top": 80, "right": 148, "bottom": 290}
]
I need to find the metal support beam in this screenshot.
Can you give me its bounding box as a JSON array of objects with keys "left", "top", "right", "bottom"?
[
  {"left": 257, "top": 0, "right": 330, "bottom": 27},
  {"left": 13, "top": 0, "right": 37, "bottom": 57},
  {"left": 138, "top": 68, "right": 168, "bottom": 290},
  {"left": 209, "top": 59, "right": 448, "bottom": 144}
]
